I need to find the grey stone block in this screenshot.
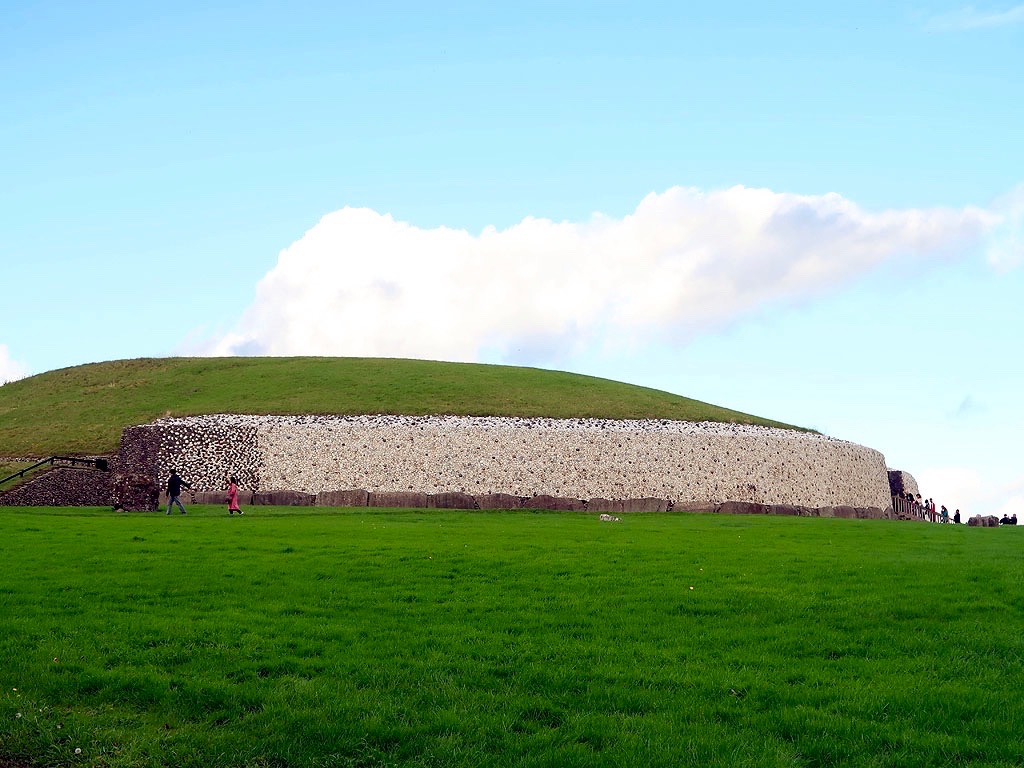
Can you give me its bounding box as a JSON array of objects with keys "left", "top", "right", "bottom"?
[
  {"left": 719, "top": 500, "right": 770, "bottom": 515},
  {"left": 368, "top": 491, "right": 429, "bottom": 508},
  {"left": 426, "top": 492, "right": 478, "bottom": 509},
  {"left": 316, "top": 489, "right": 369, "bottom": 508},
  {"left": 252, "top": 490, "right": 314, "bottom": 506},
  {"left": 475, "top": 493, "right": 523, "bottom": 510},
  {"left": 524, "top": 495, "right": 586, "bottom": 511},
  {"left": 620, "top": 497, "right": 671, "bottom": 512},
  {"left": 587, "top": 498, "right": 623, "bottom": 513}
]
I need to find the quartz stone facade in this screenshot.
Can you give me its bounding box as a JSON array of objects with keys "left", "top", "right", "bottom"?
[{"left": 118, "top": 414, "right": 896, "bottom": 511}]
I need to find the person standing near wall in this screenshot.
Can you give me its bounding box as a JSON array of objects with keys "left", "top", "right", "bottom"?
[
  {"left": 166, "top": 469, "right": 191, "bottom": 515},
  {"left": 227, "top": 476, "right": 243, "bottom": 515}
]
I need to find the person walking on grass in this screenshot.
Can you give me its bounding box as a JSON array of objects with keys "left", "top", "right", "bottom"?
[
  {"left": 227, "top": 476, "right": 243, "bottom": 515},
  {"left": 166, "top": 469, "right": 191, "bottom": 515}
]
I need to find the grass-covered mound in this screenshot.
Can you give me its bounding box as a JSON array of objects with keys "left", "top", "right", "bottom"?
[
  {"left": 2, "top": 507, "right": 1022, "bottom": 767},
  {"left": 0, "top": 357, "right": 803, "bottom": 459}
]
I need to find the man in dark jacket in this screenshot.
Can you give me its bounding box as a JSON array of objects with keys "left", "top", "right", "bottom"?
[{"left": 166, "top": 469, "right": 191, "bottom": 515}]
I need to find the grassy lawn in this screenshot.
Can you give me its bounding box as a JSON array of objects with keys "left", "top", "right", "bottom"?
[
  {"left": 3, "top": 508, "right": 1022, "bottom": 767},
  {"left": 0, "top": 357, "right": 804, "bottom": 458},
  {"left": 0, "top": 462, "right": 35, "bottom": 487}
]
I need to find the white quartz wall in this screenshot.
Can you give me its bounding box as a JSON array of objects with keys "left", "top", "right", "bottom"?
[{"left": 151, "top": 414, "right": 893, "bottom": 509}]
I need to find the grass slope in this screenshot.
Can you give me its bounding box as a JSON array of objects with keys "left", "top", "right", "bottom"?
[
  {"left": 2, "top": 507, "right": 1022, "bottom": 767},
  {"left": 0, "top": 357, "right": 803, "bottom": 458}
]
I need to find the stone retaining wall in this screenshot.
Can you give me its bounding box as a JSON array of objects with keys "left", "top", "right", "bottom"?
[
  {"left": 0, "top": 465, "right": 115, "bottom": 507},
  {"left": 119, "top": 414, "right": 896, "bottom": 511},
  {"left": 887, "top": 469, "right": 920, "bottom": 498}
]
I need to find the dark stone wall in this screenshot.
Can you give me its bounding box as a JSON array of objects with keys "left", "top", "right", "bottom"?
[
  {"left": 118, "top": 425, "right": 161, "bottom": 480},
  {"left": 113, "top": 425, "right": 163, "bottom": 511},
  {"left": 0, "top": 465, "right": 114, "bottom": 507},
  {"left": 887, "top": 469, "right": 920, "bottom": 498}
]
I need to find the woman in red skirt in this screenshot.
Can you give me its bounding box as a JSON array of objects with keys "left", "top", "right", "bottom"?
[{"left": 227, "top": 476, "right": 243, "bottom": 515}]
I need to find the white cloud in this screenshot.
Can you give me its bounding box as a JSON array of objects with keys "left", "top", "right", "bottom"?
[
  {"left": 200, "top": 186, "right": 994, "bottom": 366},
  {"left": 0, "top": 344, "right": 30, "bottom": 385},
  {"left": 928, "top": 4, "right": 1024, "bottom": 30},
  {"left": 995, "top": 492, "right": 1024, "bottom": 522},
  {"left": 917, "top": 465, "right": 984, "bottom": 511}
]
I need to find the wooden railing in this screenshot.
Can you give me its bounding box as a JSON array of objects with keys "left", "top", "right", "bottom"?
[{"left": 0, "top": 456, "right": 109, "bottom": 489}]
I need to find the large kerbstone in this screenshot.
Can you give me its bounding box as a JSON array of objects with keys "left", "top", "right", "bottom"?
[
  {"left": 587, "top": 498, "right": 624, "bottom": 513},
  {"left": 586, "top": 497, "right": 672, "bottom": 513},
  {"left": 252, "top": 490, "right": 314, "bottom": 506},
  {"left": 475, "top": 493, "right": 524, "bottom": 510},
  {"left": 316, "top": 489, "right": 369, "bottom": 507},
  {"left": 679, "top": 502, "right": 721, "bottom": 514},
  {"left": 427, "top": 492, "right": 478, "bottom": 509},
  {"left": 623, "top": 497, "right": 672, "bottom": 512},
  {"left": 524, "top": 495, "right": 586, "bottom": 511},
  {"left": 769, "top": 504, "right": 803, "bottom": 516},
  {"left": 720, "top": 501, "right": 770, "bottom": 515},
  {"left": 369, "top": 491, "right": 429, "bottom": 508}
]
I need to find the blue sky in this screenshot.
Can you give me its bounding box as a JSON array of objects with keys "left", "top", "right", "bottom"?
[{"left": 2, "top": 1, "right": 1022, "bottom": 518}]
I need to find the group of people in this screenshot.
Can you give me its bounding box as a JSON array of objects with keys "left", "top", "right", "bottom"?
[
  {"left": 165, "top": 470, "right": 243, "bottom": 515},
  {"left": 895, "top": 492, "right": 961, "bottom": 524},
  {"left": 896, "top": 491, "right": 1020, "bottom": 526}
]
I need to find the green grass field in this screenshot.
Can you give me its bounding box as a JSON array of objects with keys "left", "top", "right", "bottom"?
[
  {"left": 0, "top": 461, "right": 34, "bottom": 486},
  {"left": 3, "top": 507, "right": 1022, "bottom": 768},
  {"left": 0, "top": 357, "right": 804, "bottom": 458}
]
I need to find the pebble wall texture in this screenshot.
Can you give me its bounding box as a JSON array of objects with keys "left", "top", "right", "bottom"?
[
  {"left": 0, "top": 466, "right": 114, "bottom": 507},
  {"left": 123, "top": 414, "right": 895, "bottom": 510}
]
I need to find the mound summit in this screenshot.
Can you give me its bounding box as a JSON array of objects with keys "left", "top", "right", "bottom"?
[{"left": 0, "top": 358, "right": 914, "bottom": 516}]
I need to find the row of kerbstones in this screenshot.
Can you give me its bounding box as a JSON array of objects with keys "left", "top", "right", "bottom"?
[{"left": 148, "top": 414, "right": 892, "bottom": 509}]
